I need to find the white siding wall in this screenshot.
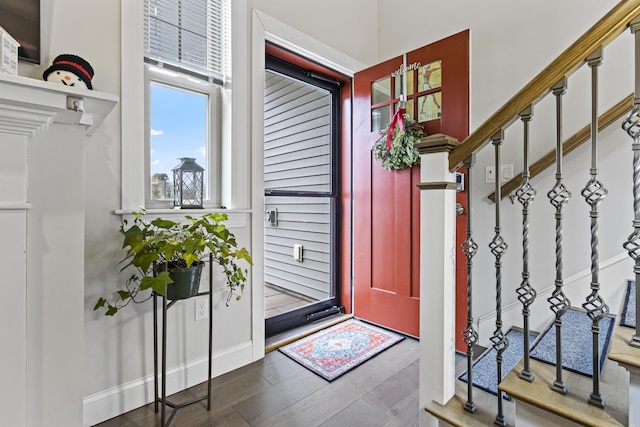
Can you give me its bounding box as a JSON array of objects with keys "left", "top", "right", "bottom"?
[{"left": 264, "top": 71, "right": 332, "bottom": 301}]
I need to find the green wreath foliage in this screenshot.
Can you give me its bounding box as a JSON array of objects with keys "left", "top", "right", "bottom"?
[{"left": 373, "top": 114, "right": 425, "bottom": 171}]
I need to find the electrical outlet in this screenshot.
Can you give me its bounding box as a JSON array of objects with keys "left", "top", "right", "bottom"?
[
  {"left": 195, "top": 297, "right": 208, "bottom": 321},
  {"left": 485, "top": 166, "right": 496, "bottom": 183}
]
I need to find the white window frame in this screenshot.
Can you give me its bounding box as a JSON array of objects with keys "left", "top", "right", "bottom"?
[
  {"left": 120, "top": 0, "right": 232, "bottom": 213},
  {"left": 144, "top": 65, "right": 221, "bottom": 209}
]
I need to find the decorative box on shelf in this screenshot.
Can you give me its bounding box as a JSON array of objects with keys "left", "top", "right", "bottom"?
[{"left": 0, "top": 26, "right": 19, "bottom": 75}]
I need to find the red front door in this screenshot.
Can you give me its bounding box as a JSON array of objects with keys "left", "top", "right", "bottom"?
[{"left": 353, "top": 31, "right": 469, "bottom": 344}]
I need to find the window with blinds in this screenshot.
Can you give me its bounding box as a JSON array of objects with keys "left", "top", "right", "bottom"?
[{"left": 144, "top": 0, "right": 229, "bottom": 84}]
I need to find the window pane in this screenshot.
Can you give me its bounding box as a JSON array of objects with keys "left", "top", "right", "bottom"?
[
  {"left": 371, "top": 104, "right": 391, "bottom": 133},
  {"left": 371, "top": 77, "right": 390, "bottom": 105},
  {"left": 150, "top": 83, "right": 208, "bottom": 200},
  {"left": 393, "top": 71, "right": 414, "bottom": 99},
  {"left": 406, "top": 70, "right": 414, "bottom": 96},
  {"left": 418, "top": 91, "right": 442, "bottom": 122},
  {"left": 418, "top": 60, "right": 442, "bottom": 91},
  {"left": 405, "top": 99, "right": 414, "bottom": 120},
  {"left": 394, "top": 75, "right": 402, "bottom": 99},
  {"left": 145, "top": 0, "right": 226, "bottom": 79}
]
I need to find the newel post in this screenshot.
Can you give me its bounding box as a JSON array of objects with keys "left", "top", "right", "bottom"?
[{"left": 415, "top": 134, "right": 460, "bottom": 427}]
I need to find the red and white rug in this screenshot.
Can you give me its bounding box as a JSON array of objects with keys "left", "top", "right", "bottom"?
[{"left": 278, "top": 319, "right": 404, "bottom": 381}]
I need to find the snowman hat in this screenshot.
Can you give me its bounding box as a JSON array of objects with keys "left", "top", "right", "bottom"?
[{"left": 43, "top": 54, "right": 94, "bottom": 90}]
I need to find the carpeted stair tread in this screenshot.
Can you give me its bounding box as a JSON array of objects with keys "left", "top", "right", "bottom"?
[
  {"left": 529, "top": 307, "right": 616, "bottom": 377},
  {"left": 458, "top": 329, "right": 536, "bottom": 396},
  {"left": 620, "top": 280, "right": 636, "bottom": 328}
]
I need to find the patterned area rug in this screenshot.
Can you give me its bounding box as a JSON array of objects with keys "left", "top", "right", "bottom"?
[
  {"left": 530, "top": 307, "right": 615, "bottom": 377},
  {"left": 620, "top": 280, "right": 636, "bottom": 328},
  {"left": 278, "top": 319, "right": 404, "bottom": 381}
]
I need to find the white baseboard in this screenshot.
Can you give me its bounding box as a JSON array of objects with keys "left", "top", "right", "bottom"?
[
  {"left": 83, "top": 340, "right": 254, "bottom": 427},
  {"left": 476, "top": 252, "right": 631, "bottom": 346}
]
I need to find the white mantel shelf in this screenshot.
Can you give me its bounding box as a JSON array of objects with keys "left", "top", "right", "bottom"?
[{"left": 0, "top": 72, "right": 118, "bottom": 137}]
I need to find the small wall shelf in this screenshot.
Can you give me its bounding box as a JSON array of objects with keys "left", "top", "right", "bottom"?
[{"left": 0, "top": 72, "right": 118, "bottom": 137}]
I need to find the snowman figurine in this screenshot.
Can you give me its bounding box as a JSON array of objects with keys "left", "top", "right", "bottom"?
[{"left": 42, "top": 54, "right": 94, "bottom": 90}]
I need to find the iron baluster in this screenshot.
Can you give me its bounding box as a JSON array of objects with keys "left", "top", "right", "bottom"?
[
  {"left": 461, "top": 155, "right": 478, "bottom": 414},
  {"left": 489, "top": 130, "right": 509, "bottom": 427},
  {"left": 546, "top": 77, "right": 571, "bottom": 395},
  {"left": 622, "top": 17, "right": 640, "bottom": 349},
  {"left": 581, "top": 47, "right": 609, "bottom": 409},
  {"left": 515, "top": 105, "right": 537, "bottom": 383}
]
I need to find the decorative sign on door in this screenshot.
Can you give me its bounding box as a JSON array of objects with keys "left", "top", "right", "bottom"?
[{"left": 370, "top": 58, "right": 443, "bottom": 133}]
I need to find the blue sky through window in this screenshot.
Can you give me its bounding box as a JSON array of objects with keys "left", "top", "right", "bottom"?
[{"left": 150, "top": 83, "right": 207, "bottom": 195}]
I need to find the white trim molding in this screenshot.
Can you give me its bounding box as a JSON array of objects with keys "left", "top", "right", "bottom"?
[
  {"left": 82, "top": 341, "right": 254, "bottom": 427},
  {"left": 249, "top": 8, "right": 364, "bottom": 361},
  {"left": 120, "top": 0, "right": 146, "bottom": 211}
]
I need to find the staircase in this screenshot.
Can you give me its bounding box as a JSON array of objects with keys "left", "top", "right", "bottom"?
[{"left": 417, "top": 1, "right": 640, "bottom": 426}]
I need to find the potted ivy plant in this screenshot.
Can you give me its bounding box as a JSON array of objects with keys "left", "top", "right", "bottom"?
[{"left": 94, "top": 210, "right": 252, "bottom": 316}]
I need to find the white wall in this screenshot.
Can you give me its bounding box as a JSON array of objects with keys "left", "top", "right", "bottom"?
[{"left": 250, "top": 0, "right": 378, "bottom": 66}]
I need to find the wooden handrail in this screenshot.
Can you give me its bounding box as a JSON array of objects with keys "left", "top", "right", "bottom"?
[
  {"left": 449, "top": 0, "right": 640, "bottom": 171},
  {"left": 488, "top": 94, "right": 633, "bottom": 202}
]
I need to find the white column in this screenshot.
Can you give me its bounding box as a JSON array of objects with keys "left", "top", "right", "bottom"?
[
  {"left": 631, "top": 371, "right": 640, "bottom": 423},
  {"left": 416, "top": 134, "right": 459, "bottom": 427},
  {"left": 0, "top": 134, "right": 28, "bottom": 427},
  {"left": 26, "top": 124, "right": 87, "bottom": 427},
  {"left": 0, "top": 73, "right": 117, "bottom": 427}
]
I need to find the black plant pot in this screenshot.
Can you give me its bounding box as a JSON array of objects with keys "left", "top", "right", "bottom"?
[{"left": 166, "top": 262, "right": 204, "bottom": 300}]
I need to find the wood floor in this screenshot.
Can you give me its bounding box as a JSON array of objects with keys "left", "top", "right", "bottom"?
[{"left": 95, "top": 335, "right": 420, "bottom": 427}]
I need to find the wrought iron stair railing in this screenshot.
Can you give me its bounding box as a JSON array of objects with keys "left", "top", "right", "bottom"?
[{"left": 422, "top": 1, "right": 640, "bottom": 426}]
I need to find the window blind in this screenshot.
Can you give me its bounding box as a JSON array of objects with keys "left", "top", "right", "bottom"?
[{"left": 144, "top": 0, "right": 229, "bottom": 84}]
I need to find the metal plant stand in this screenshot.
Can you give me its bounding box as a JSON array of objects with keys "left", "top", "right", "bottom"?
[{"left": 153, "top": 254, "right": 214, "bottom": 427}]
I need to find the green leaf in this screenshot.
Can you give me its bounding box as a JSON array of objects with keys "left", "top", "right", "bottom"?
[
  {"left": 106, "top": 305, "right": 118, "bottom": 316},
  {"left": 133, "top": 251, "right": 159, "bottom": 273},
  {"left": 183, "top": 253, "right": 199, "bottom": 267},
  {"left": 236, "top": 247, "right": 253, "bottom": 265},
  {"left": 152, "top": 218, "right": 178, "bottom": 229},
  {"left": 94, "top": 298, "right": 106, "bottom": 310},
  {"left": 140, "top": 271, "right": 173, "bottom": 295}
]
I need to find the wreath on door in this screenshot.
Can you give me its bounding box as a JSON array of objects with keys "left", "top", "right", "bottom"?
[{"left": 373, "top": 108, "right": 425, "bottom": 171}]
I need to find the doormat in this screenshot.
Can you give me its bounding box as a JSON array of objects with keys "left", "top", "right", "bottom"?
[
  {"left": 458, "top": 329, "right": 536, "bottom": 397},
  {"left": 530, "top": 307, "right": 615, "bottom": 377},
  {"left": 278, "top": 319, "right": 404, "bottom": 382},
  {"left": 620, "top": 280, "right": 636, "bottom": 328}
]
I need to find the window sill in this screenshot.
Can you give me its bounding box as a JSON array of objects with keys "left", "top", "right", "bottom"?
[
  {"left": 114, "top": 208, "right": 251, "bottom": 216},
  {"left": 114, "top": 208, "right": 252, "bottom": 228}
]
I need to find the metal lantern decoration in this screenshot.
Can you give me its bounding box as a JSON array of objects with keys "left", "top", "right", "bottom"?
[{"left": 172, "top": 157, "right": 204, "bottom": 208}]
